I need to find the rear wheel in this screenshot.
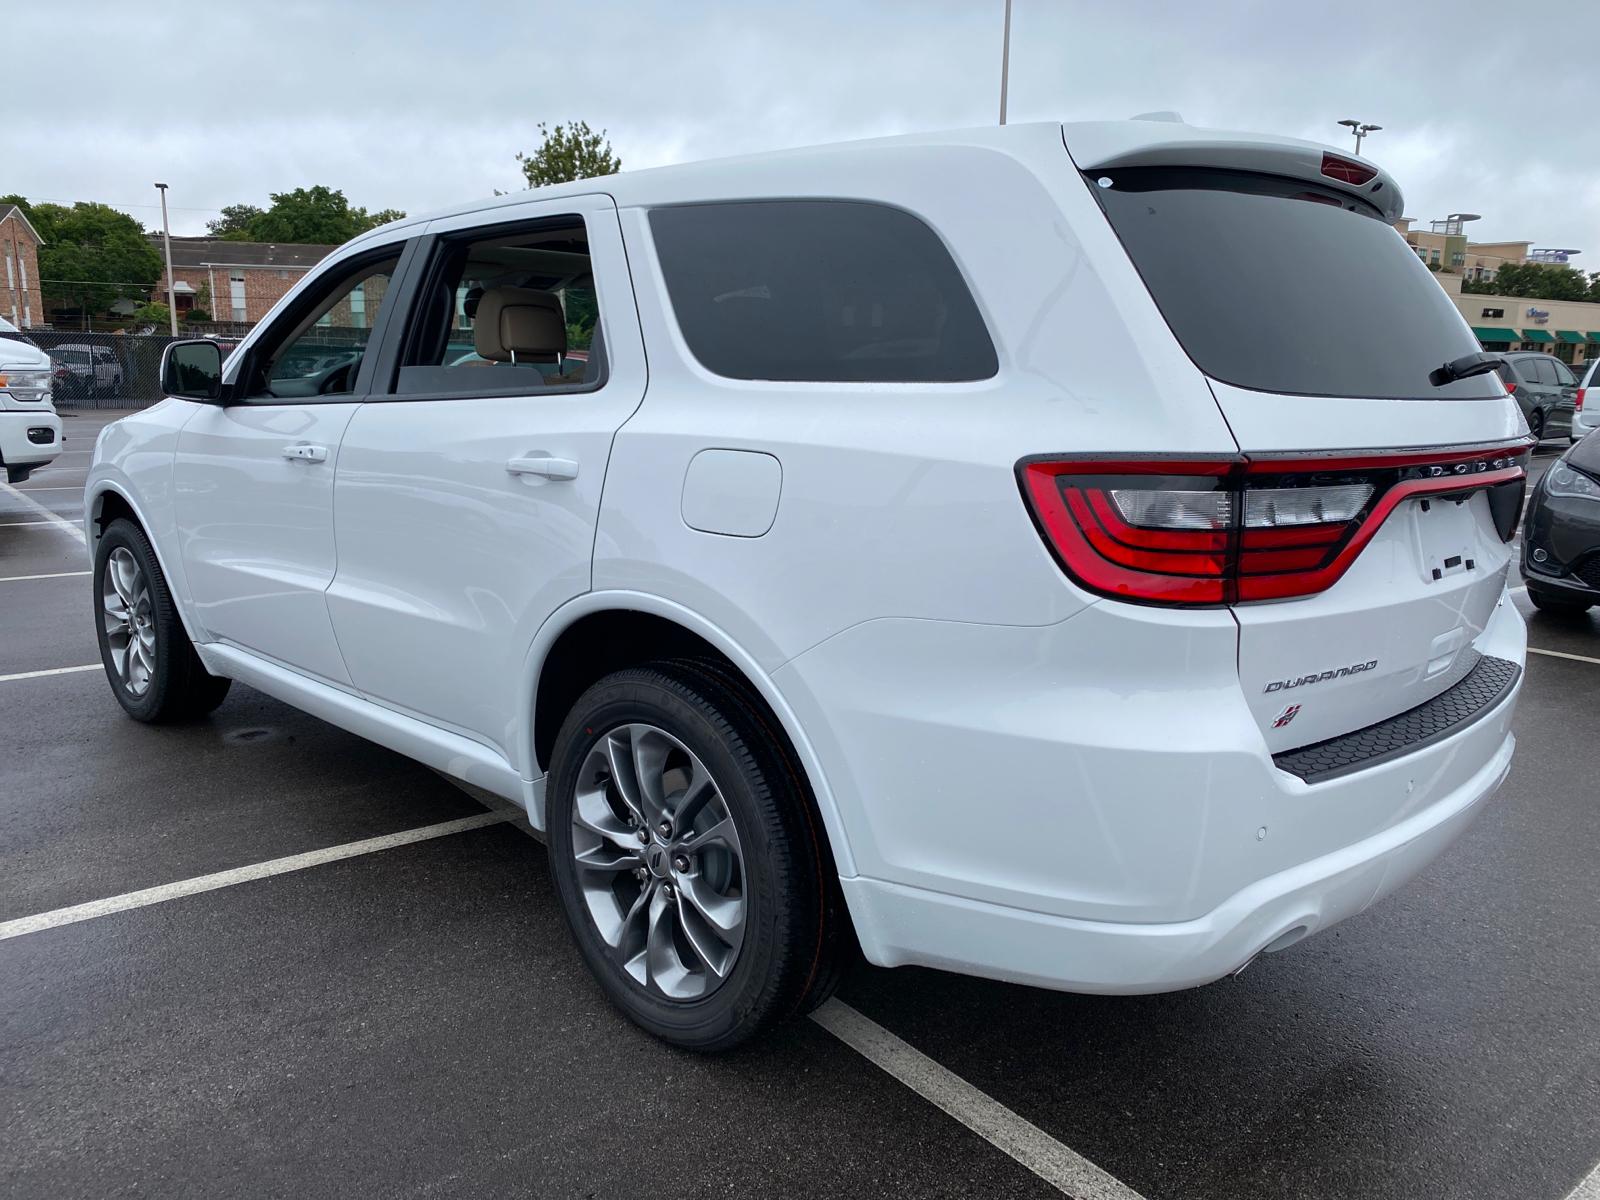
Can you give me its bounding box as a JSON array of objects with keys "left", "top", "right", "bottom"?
[
  {"left": 1527, "top": 586, "right": 1592, "bottom": 616},
  {"left": 546, "top": 662, "right": 841, "bottom": 1050},
  {"left": 1529, "top": 408, "right": 1546, "bottom": 442},
  {"left": 94, "top": 518, "right": 231, "bottom": 722}
]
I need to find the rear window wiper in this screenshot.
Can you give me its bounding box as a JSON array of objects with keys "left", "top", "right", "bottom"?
[{"left": 1430, "top": 352, "right": 1503, "bottom": 388}]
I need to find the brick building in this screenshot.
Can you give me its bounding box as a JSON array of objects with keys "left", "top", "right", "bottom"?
[
  {"left": 150, "top": 236, "right": 335, "bottom": 324},
  {"left": 1, "top": 204, "right": 45, "bottom": 328}
]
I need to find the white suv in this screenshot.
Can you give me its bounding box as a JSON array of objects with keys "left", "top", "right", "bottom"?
[
  {"left": 0, "top": 317, "right": 62, "bottom": 483},
  {"left": 87, "top": 120, "right": 1530, "bottom": 1049},
  {"left": 1574, "top": 356, "right": 1598, "bottom": 443}
]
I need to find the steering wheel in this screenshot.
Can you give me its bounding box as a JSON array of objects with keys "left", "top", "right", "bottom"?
[{"left": 318, "top": 358, "right": 357, "bottom": 394}]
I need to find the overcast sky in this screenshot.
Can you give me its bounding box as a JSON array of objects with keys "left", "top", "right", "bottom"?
[{"left": 9, "top": 0, "right": 1598, "bottom": 259}]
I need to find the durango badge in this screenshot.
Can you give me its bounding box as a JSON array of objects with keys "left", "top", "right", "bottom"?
[{"left": 1265, "top": 660, "right": 1378, "bottom": 694}]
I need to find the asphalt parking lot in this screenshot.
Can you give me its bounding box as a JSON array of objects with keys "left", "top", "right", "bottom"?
[{"left": 3, "top": 410, "right": 1597, "bottom": 1200}]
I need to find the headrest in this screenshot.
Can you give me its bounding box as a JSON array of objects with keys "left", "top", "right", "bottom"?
[{"left": 474, "top": 287, "right": 566, "bottom": 362}]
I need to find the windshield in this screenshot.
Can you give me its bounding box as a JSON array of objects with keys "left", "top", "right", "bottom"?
[{"left": 1089, "top": 167, "right": 1501, "bottom": 400}]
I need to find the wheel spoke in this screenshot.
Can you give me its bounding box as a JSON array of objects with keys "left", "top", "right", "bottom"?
[
  {"left": 645, "top": 887, "right": 692, "bottom": 998},
  {"left": 603, "top": 730, "right": 647, "bottom": 826},
  {"left": 670, "top": 759, "right": 718, "bottom": 829},
  {"left": 629, "top": 728, "right": 671, "bottom": 825},
  {"left": 676, "top": 872, "right": 744, "bottom": 938},
  {"left": 686, "top": 814, "right": 739, "bottom": 853},
  {"left": 572, "top": 786, "right": 642, "bottom": 856},
  {"left": 673, "top": 887, "right": 736, "bottom": 978}
]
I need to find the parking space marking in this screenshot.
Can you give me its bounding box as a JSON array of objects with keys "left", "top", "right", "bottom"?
[
  {"left": 0, "top": 570, "right": 90, "bottom": 582},
  {"left": 0, "top": 811, "right": 511, "bottom": 941},
  {"left": 13, "top": 485, "right": 86, "bottom": 491},
  {"left": 1528, "top": 647, "right": 1600, "bottom": 666},
  {"left": 0, "top": 664, "right": 100, "bottom": 683},
  {"left": 1568, "top": 1161, "right": 1600, "bottom": 1200},
  {"left": 812, "top": 999, "right": 1146, "bottom": 1200},
  {"left": 0, "top": 479, "right": 87, "bottom": 543}
]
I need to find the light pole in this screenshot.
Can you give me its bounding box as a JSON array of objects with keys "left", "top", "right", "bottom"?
[
  {"left": 154, "top": 182, "right": 179, "bottom": 338},
  {"left": 999, "top": 0, "right": 1012, "bottom": 125},
  {"left": 1337, "top": 118, "right": 1382, "bottom": 155}
]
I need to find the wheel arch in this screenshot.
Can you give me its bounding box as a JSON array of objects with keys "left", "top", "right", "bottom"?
[
  {"left": 88, "top": 481, "right": 208, "bottom": 648},
  {"left": 521, "top": 591, "right": 858, "bottom": 879}
]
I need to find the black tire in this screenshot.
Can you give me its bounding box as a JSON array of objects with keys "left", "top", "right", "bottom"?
[
  {"left": 1527, "top": 587, "right": 1592, "bottom": 617},
  {"left": 94, "top": 518, "right": 231, "bottom": 722},
  {"left": 1529, "top": 409, "right": 1546, "bottom": 442},
  {"left": 546, "top": 662, "right": 842, "bottom": 1051}
]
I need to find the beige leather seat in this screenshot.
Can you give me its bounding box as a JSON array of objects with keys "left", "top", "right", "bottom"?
[{"left": 474, "top": 287, "right": 567, "bottom": 370}]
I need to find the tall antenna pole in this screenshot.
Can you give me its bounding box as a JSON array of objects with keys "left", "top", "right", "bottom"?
[
  {"left": 155, "top": 183, "right": 179, "bottom": 338},
  {"left": 999, "top": 0, "right": 1012, "bottom": 125}
]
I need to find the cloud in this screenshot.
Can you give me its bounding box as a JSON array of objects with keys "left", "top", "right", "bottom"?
[{"left": 7, "top": 0, "right": 1597, "bottom": 260}]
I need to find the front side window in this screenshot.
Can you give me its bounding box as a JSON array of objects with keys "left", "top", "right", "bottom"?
[
  {"left": 395, "top": 217, "right": 604, "bottom": 396},
  {"left": 246, "top": 255, "right": 398, "bottom": 398},
  {"left": 1090, "top": 167, "right": 1500, "bottom": 400},
  {"left": 649, "top": 200, "right": 997, "bottom": 383}
]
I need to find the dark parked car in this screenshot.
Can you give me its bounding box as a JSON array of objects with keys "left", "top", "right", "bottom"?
[
  {"left": 1495, "top": 351, "right": 1577, "bottom": 443},
  {"left": 1521, "top": 429, "right": 1600, "bottom": 615}
]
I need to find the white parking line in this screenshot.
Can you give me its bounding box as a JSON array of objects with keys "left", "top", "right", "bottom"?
[
  {"left": 0, "top": 812, "right": 511, "bottom": 941},
  {"left": 812, "top": 999, "right": 1145, "bottom": 1200},
  {"left": 1567, "top": 1160, "right": 1600, "bottom": 1200},
  {"left": 0, "top": 570, "right": 91, "bottom": 582},
  {"left": 0, "top": 479, "right": 86, "bottom": 543},
  {"left": 13, "top": 486, "right": 85, "bottom": 491},
  {"left": 1528, "top": 647, "right": 1600, "bottom": 667},
  {"left": 0, "top": 664, "right": 100, "bottom": 683}
]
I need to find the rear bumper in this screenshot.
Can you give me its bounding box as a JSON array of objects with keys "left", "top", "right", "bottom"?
[
  {"left": 779, "top": 590, "right": 1525, "bottom": 993},
  {"left": 842, "top": 719, "right": 1513, "bottom": 992}
]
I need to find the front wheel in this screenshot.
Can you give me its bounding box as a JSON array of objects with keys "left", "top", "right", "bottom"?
[
  {"left": 94, "top": 518, "right": 231, "bottom": 722},
  {"left": 546, "top": 662, "right": 841, "bottom": 1051},
  {"left": 1529, "top": 408, "right": 1547, "bottom": 442}
]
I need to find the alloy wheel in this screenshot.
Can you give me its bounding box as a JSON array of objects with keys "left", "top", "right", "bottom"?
[
  {"left": 102, "top": 546, "right": 156, "bottom": 696},
  {"left": 570, "top": 722, "right": 747, "bottom": 1001}
]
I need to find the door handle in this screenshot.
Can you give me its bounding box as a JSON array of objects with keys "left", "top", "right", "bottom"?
[
  {"left": 283, "top": 443, "right": 328, "bottom": 463},
  {"left": 507, "top": 455, "right": 579, "bottom": 481}
]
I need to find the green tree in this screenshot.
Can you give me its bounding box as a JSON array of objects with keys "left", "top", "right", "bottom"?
[
  {"left": 517, "top": 121, "right": 621, "bottom": 189},
  {"left": 2, "top": 196, "right": 163, "bottom": 315},
  {"left": 220, "top": 187, "right": 406, "bottom": 244},
  {"left": 207, "top": 203, "right": 264, "bottom": 237},
  {"left": 132, "top": 301, "right": 171, "bottom": 326},
  {"left": 1476, "top": 262, "right": 1591, "bottom": 301}
]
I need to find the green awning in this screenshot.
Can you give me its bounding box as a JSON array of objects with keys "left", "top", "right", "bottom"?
[
  {"left": 1555, "top": 330, "right": 1585, "bottom": 343},
  {"left": 1588, "top": 331, "right": 1600, "bottom": 344},
  {"left": 1472, "top": 326, "right": 1520, "bottom": 343},
  {"left": 1520, "top": 328, "right": 1555, "bottom": 342}
]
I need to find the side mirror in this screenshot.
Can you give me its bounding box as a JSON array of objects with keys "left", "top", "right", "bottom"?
[{"left": 161, "top": 339, "right": 225, "bottom": 402}]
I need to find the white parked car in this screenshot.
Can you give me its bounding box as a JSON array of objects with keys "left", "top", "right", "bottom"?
[
  {"left": 1573, "top": 356, "right": 1599, "bottom": 443},
  {"left": 87, "top": 119, "right": 1531, "bottom": 1049},
  {"left": 0, "top": 316, "right": 62, "bottom": 483}
]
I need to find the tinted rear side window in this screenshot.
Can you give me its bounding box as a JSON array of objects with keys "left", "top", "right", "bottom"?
[
  {"left": 1090, "top": 167, "right": 1499, "bottom": 400},
  {"left": 649, "top": 200, "right": 997, "bottom": 382}
]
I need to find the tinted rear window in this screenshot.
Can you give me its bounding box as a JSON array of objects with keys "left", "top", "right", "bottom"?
[
  {"left": 1090, "top": 167, "right": 1499, "bottom": 400},
  {"left": 649, "top": 200, "right": 997, "bottom": 383}
]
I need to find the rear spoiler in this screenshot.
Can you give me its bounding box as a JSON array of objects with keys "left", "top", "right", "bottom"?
[{"left": 1063, "top": 120, "right": 1404, "bottom": 222}]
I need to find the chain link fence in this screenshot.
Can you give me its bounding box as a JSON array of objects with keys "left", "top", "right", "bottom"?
[{"left": 24, "top": 328, "right": 248, "bottom": 410}]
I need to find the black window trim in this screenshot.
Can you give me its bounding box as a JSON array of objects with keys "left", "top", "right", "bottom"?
[
  {"left": 362, "top": 212, "right": 610, "bottom": 406},
  {"left": 647, "top": 196, "right": 1001, "bottom": 387},
  {"left": 222, "top": 238, "right": 420, "bottom": 408}
]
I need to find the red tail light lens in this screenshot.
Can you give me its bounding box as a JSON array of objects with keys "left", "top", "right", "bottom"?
[
  {"left": 1320, "top": 153, "right": 1377, "bottom": 186},
  {"left": 1503, "top": 381, "right": 1517, "bottom": 395},
  {"left": 1020, "top": 445, "right": 1529, "bottom": 606},
  {"left": 1577, "top": 388, "right": 1586, "bottom": 413}
]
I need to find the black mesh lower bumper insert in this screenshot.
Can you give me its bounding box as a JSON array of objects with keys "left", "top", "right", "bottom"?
[{"left": 1273, "top": 654, "right": 1521, "bottom": 785}]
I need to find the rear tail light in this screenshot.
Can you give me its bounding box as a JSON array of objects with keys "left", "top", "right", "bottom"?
[
  {"left": 1577, "top": 388, "right": 1586, "bottom": 413},
  {"left": 1320, "top": 153, "right": 1378, "bottom": 186},
  {"left": 1503, "top": 381, "right": 1517, "bottom": 395},
  {"left": 1019, "top": 445, "right": 1530, "bottom": 606}
]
